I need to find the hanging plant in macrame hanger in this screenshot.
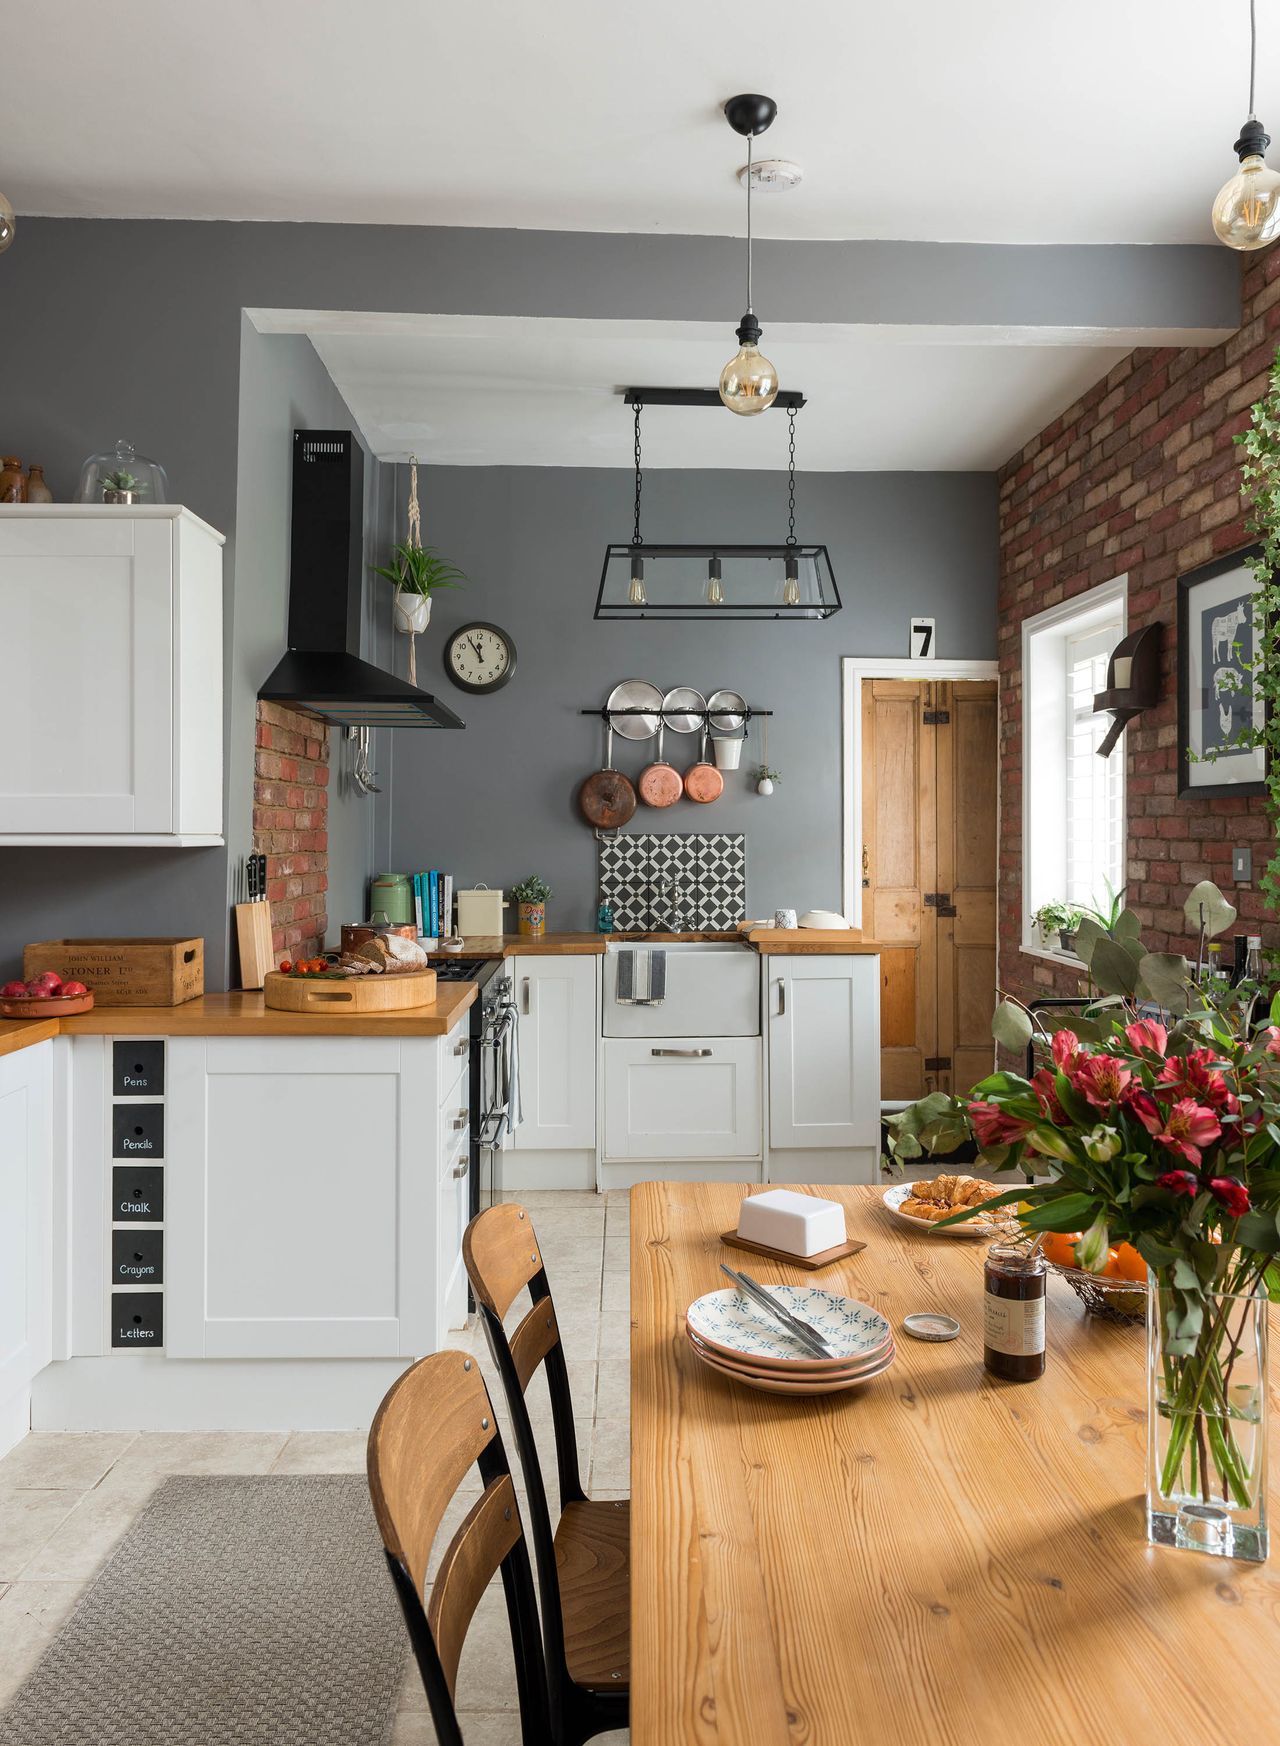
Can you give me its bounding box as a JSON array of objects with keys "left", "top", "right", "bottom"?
[{"left": 371, "top": 454, "right": 467, "bottom": 686}]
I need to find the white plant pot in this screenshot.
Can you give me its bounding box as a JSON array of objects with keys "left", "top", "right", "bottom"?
[
  {"left": 394, "top": 591, "right": 432, "bottom": 635},
  {"left": 713, "top": 737, "right": 744, "bottom": 770},
  {"left": 756, "top": 777, "right": 774, "bottom": 796}
]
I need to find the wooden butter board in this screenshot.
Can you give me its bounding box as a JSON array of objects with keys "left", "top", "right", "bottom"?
[
  {"left": 720, "top": 1229, "right": 867, "bottom": 1271},
  {"left": 263, "top": 967, "right": 438, "bottom": 1013}
]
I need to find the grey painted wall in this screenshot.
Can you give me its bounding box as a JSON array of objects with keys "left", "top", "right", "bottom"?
[
  {"left": 0, "top": 215, "right": 1166, "bottom": 978},
  {"left": 376, "top": 465, "right": 996, "bottom": 931}
]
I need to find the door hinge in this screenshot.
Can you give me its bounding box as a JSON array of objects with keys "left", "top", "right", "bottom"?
[
  {"left": 924, "top": 1056, "right": 952, "bottom": 1072},
  {"left": 922, "top": 708, "right": 950, "bottom": 724}
]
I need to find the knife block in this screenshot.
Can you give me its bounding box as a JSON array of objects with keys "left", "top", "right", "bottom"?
[{"left": 235, "top": 902, "right": 275, "bottom": 990}]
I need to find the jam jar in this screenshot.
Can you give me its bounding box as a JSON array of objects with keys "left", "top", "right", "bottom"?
[{"left": 983, "top": 1243, "right": 1047, "bottom": 1382}]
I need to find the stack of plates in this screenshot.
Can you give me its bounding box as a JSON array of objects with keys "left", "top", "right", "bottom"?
[{"left": 684, "top": 1284, "right": 895, "bottom": 1395}]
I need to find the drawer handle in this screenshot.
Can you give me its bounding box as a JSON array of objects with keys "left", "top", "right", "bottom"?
[
  {"left": 454, "top": 1037, "right": 469, "bottom": 1057},
  {"left": 650, "top": 1047, "right": 712, "bottom": 1058},
  {"left": 775, "top": 978, "right": 786, "bottom": 1017},
  {"left": 452, "top": 1112, "right": 469, "bottom": 1129},
  {"left": 452, "top": 1158, "right": 469, "bottom": 1177}
]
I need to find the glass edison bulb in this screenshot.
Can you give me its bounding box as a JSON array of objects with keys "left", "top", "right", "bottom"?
[
  {"left": 719, "top": 342, "right": 779, "bottom": 416},
  {"left": 0, "top": 192, "right": 14, "bottom": 254},
  {"left": 628, "top": 552, "right": 647, "bottom": 606},
  {"left": 1212, "top": 154, "right": 1280, "bottom": 249},
  {"left": 782, "top": 554, "right": 801, "bottom": 607},
  {"left": 706, "top": 556, "right": 725, "bottom": 605}
]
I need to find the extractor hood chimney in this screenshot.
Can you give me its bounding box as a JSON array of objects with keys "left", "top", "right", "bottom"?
[{"left": 258, "top": 430, "right": 464, "bottom": 730}]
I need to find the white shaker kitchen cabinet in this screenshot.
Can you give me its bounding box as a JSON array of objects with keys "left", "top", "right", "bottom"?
[
  {"left": 510, "top": 955, "right": 597, "bottom": 1151},
  {"left": 0, "top": 1041, "right": 54, "bottom": 1458},
  {"left": 0, "top": 506, "right": 224, "bottom": 845},
  {"left": 165, "top": 1035, "right": 438, "bottom": 1360},
  {"left": 602, "top": 1037, "right": 762, "bottom": 1160},
  {"left": 767, "top": 956, "right": 881, "bottom": 1152}
]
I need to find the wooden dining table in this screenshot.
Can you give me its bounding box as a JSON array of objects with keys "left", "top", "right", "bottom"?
[{"left": 629, "top": 1181, "right": 1280, "bottom": 1745}]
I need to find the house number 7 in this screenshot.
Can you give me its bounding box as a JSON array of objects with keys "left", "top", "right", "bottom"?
[{"left": 910, "top": 617, "right": 935, "bottom": 659}]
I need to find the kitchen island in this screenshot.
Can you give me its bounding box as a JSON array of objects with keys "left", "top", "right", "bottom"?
[{"left": 0, "top": 984, "right": 477, "bottom": 1451}]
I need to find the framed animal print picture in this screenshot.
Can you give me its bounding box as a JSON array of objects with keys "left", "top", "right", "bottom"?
[{"left": 1177, "top": 544, "right": 1268, "bottom": 798}]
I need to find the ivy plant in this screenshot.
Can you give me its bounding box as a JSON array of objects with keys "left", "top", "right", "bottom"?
[{"left": 1230, "top": 353, "right": 1280, "bottom": 904}]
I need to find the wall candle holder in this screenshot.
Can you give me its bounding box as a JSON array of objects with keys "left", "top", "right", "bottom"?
[{"left": 1093, "top": 622, "right": 1163, "bottom": 757}]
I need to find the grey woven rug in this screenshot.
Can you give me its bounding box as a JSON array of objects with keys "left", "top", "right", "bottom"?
[{"left": 0, "top": 1474, "right": 408, "bottom": 1746}]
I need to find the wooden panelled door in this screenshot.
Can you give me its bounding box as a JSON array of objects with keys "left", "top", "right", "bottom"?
[{"left": 861, "top": 679, "right": 997, "bottom": 1100}]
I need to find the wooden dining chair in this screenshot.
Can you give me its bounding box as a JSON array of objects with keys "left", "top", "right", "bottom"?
[
  {"left": 366, "top": 1349, "right": 555, "bottom": 1746},
  {"left": 463, "top": 1203, "right": 629, "bottom": 1746}
]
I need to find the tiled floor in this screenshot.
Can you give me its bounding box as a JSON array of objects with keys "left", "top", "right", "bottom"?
[{"left": 0, "top": 1190, "right": 629, "bottom": 1745}]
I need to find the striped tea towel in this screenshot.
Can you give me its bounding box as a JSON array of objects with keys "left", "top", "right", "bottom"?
[{"left": 615, "top": 947, "right": 666, "bottom": 1006}]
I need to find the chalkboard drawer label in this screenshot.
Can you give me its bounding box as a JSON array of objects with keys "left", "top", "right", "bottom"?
[
  {"left": 112, "top": 1040, "right": 165, "bottom": 1098},
  {"left": 111, "top": 1229, "right": 163, "bottom": 1286},
  {"left": 111, "top": 1292, "right": 163, "bottom": 1348},
  {"left": 112, "top": 1165, "right": 164, "bottom": 1222},
  {"left": 112, "top": 1103, "right": 164, "bottom": 1159}
]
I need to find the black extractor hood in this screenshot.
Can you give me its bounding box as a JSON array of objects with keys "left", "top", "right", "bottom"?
[{"left": 259, "top": 430, "right": 464, "bottom": 729}]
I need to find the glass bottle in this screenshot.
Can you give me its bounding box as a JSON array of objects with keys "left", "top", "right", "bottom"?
[
  {"left": 0, "top": 457, "right": 24, "bottom": 502},
  {"left": 24, "top": 465, "right": 52, "bottom": 504},
  {"left": 983, "top": 1244, "right": 1047, "bottom": 1382},
  {"left": 597, "top": 900, "right": 615, "bottom": 934},
  {"left": 1245, "top": 935, "right": 1265, "bottom": 983}
]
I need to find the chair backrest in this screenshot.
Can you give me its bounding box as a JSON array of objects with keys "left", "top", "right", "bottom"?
[
  {"left": 367, "top": 1349, "right": 552, "bottom": 1746},
  {"left": 463, "top": 1205, "right": 585, "bottom": 1714}
]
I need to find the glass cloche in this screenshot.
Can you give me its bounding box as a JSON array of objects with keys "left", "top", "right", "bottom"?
[{"left": 75, "top": 439, "right": 170, "bottom": 505}]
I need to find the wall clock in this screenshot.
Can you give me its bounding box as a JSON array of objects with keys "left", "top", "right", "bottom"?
[{"left": 443, "top": 622, "right": 516, "bottom": 694}]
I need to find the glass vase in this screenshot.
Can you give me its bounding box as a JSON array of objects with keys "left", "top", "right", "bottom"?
[{"left": 1147, "top": 1276, "right": 1269, "bottom": 1562}]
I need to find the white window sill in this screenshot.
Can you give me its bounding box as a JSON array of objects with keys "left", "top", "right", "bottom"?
[{"left": 1020, "top": 942, "right": 1090, "bottom": 973}]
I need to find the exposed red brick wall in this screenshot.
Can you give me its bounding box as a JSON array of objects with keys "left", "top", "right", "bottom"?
[
  {"left": 999, "top": 250, "right": 1280, "bottom": 1007},
  {"left": 253, "top": 700, "right": 329, "bottom": 960}
]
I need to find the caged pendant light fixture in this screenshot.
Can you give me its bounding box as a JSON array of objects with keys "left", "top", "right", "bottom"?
[
  {"left": 595, "top": 391, "right": 841, "bottom": 619},
  {"left": 1212, "top": 0, "right": 1280, "bottom": 249},
  {"left": 719, "top": 94, "right": 780, "bottom": 415}
]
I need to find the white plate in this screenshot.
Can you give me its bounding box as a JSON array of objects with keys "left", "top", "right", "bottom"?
[
  {"left": 882, "top": 1182, "right": 1012, "bottom": 1238},
  {"left": 692, "top": 1341, "right": 896, "bottom": 1395},
  {"left": 685, "top": 1285, "right": 891, "bottom": 1366},
  {"left": 688, "top": 1326, "right": 895, "bottom": 1377}
]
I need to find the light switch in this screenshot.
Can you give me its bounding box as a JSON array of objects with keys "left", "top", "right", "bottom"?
[{"left": 1233, "top": 845, "right": 1253, "bottom": 885}]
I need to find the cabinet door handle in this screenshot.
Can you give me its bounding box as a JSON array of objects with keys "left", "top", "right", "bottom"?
[
  {"left": 775, "top": 979, "right": 786, "bottom": 1017},
  {"left": 454, "top": 1036, "right": 469, "bottom": 1057},
  {"left": 452, "top": 1157, "right": 469, "bottom": 1177},
  {"left": 650, "top": 1047, "right": 712, "bottom": 1058},
  {"left": 452, "top": 1111, "right": 468, "bottom": 1129},
  {"left": 522, "top": 977, "right": 531, "bottom": 1016}
]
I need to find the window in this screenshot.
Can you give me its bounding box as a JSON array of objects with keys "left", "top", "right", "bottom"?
[{"left": 1022, "top": 578, "right": 1127, "bottom": 955}]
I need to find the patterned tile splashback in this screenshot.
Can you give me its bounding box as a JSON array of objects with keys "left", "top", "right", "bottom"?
[{"left": 599, "top": 832, "right": 746, "bottom": 931}]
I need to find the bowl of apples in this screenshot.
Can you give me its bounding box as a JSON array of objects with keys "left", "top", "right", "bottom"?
[{"left": 0, "top": 970, "right": 95, "bottom": 1017}]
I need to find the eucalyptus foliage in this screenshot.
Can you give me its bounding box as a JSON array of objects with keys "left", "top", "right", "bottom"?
[{"left": 1231, "top": 358, "right": 1280, "bottom": 903}]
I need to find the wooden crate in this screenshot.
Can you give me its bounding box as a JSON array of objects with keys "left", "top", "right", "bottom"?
[{"left": 23, "top": 938, "right": 204, "bottom": 1006}]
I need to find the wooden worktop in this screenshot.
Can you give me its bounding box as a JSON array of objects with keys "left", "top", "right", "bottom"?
[
  {"left": 630, "top": 1181, "right": 1280, "bottom": 1745},
  {"left": 0, "top": 983, "right": 476, "bottom": 1046},
  {"left": 428, "top": 930, "right": 881, "bottom": 957}
]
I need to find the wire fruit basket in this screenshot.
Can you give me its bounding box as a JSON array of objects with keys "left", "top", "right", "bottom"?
[{"left": 1049, "top": 1262, "right": 1148, "bottom": 1325}]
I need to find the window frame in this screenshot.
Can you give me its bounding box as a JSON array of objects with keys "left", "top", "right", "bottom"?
[{"left": 1020, "top": 575, "right": 1128, "bottom": 964}]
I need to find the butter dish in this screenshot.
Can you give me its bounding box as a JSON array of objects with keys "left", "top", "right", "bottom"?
[{"left": 737, "top": 1189, "right": 846, "bottom": 1259}]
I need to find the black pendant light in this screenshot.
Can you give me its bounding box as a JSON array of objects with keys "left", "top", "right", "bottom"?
[
  {"left": 719, "top": 94, "right": 780, "bottom": 414},
  {"left": 595, "top": 390, "right": 841, "bottom": 620},
  {"left": 1213, "top": 0, "right": 1280, "bottom": 248}
]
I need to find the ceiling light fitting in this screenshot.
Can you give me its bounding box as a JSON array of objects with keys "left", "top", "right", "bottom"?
[
  {"left": 1213, "top": 0, "right": 1280, "bottom": 249},
  {"left": 595, "top": 393, "right": 841, "bottom": 620},
  {"left": 719, "top": 93, "right": 780, "bottom": 415}
]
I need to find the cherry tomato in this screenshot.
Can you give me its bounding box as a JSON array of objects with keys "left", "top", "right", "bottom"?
[{"left": 279, "top": 960, "right": 292, "bottom": 974}]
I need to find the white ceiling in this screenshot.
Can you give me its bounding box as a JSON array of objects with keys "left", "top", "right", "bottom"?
[
  {"left": 285, "top": 312, "right": 1129, "bottom": 469},
  {"left": 4, "top": 0, "right": 1271, "bottom": 243}
]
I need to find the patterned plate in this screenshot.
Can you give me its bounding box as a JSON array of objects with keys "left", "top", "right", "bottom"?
[
  {"left": 691, "top": 1340, "right": 896, "bottom": 1395},
  {"left": 685, "top": 1286, "right": 891, "bottom": 1368},
  {"left": 687, "top": 1326, "right": 895, "bottom": 1378},
  {"left": 883, "top": 1182, "right": 1009, "bottom": 1238}
]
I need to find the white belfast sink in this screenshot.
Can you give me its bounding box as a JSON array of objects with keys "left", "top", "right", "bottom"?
[{"left": 602, "top": 940, "right": 761, "bottom": 1037}]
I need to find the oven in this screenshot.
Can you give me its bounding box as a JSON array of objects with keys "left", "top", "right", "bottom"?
[{"left": 430, "top": 955, "right": 521, "bottom": 1230}]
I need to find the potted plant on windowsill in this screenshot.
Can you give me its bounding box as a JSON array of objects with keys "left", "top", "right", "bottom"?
[
  {"left": 1030, "top": 901, "right": 1084, "bottom": 954},
  {"left": 511, "top": 874, "right": 553, "bottom": 938}
]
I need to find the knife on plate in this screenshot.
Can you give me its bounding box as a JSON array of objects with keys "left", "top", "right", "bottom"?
[{"left": 718, "top": 1263, "right": 835, "bottom": 1358}]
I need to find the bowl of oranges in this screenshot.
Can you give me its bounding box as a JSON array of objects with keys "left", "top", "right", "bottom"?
[{"left": 1038, "top": 1231, "right": 1148, "bottom": 1323}]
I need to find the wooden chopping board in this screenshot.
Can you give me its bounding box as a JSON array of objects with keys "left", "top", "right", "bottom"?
[{"left": 263, "top": 967, "right": 438, "bottom": 1013}]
